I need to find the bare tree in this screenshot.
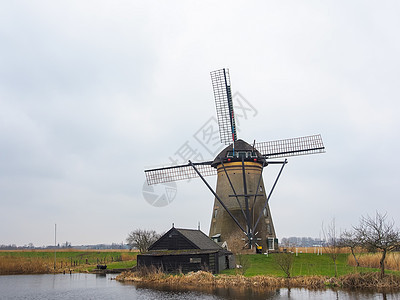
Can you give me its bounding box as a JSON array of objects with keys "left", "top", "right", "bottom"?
[
  {"left": 273, "top": 250, "right": 294, "bottom": 278},
  {"left": 226, "top": 232, "right": 251, "bottom": 275},
  {"left": 126, "top": 229, "right": 160, "bottom": 253},
  {"left": 322, "top": 218, "right": 339, "bottom": 277},
  {"left": 353, "top": 212, "right": 400, "bottom": 278},
  {"left": 339, "top": 229, "right": 360, "bottom": 267}
]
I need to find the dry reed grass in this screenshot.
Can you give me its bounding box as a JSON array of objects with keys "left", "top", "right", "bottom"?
[
  {"left": 116, "top": 268, "right": 400, "bottom": 290},
  {"left": 0, "top": 249, "right": 136, "bottom": 253},
  {"left": 0, "top": 256, "right": 52, "bottom": 275},
  {"left": 348, "top": 252, "right": 400, "bottom": 271},
  {"left": 280, "top": 247, "right": 360, "bottom": 254},
  {"left": 121, "top": 253, "right": 137, "bottom": 261},
  {"left": 340, "top": 272, "right": 400, "bottom": 289},
  {"left": 116, "top": 269, "right": 400, "bottom": 289}
]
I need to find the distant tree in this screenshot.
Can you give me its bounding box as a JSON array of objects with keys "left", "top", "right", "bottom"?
[
  {"left": 322, "top": 218, "right": 339, "bottom": 277},
  {"left": 339, "top": 230, "right": 360, "bottom": 267},
  {"left": 62, "top": 241, "right": 72, "bottom": 248},
  {"left": 353, "top": 212, "right": 400, "bottom": 278},
  {"left": 126, "top": 229, "right": 160, "bottom": 253},
  {"left": 280, "top": 237, "right": 291, "bottom": 248}
]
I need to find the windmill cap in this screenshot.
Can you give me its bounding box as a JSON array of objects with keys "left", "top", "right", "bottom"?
[{"left": 211, "top": 139, "right": 264, "bottom": 168}]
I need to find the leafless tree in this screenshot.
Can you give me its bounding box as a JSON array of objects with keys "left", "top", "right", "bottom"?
[
  {"left": 126, "top": 229, "right": 160, "bottom": 253},
  {"left": 322, "top": 218, "right": 339, "bottom": 277},
  {"left": 339, "top": 229, "right": 360, "bottom": 267},
  {"left": 226, "top": 232, "right": 251, "bottom": 275},
  {"left": 273, "top": 250, "right": 294, "bottom": 278},
  {"left": 353, "top": 212, "right": 400, "bottom": 278}
]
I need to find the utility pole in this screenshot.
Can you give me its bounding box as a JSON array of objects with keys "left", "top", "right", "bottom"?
[{"left": 54, "top": 223, "right": 57, "bottom": 272}]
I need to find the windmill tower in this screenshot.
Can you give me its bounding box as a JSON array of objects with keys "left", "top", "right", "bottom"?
[{"left": 145, "top": 68, "right": 325, "bottom": 252}]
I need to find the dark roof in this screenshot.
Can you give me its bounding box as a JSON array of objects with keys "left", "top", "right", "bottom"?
[
  {"left": 211, "top": 139, "right": 264, "bottom": 167},
  {"left": 175, "top": 228, "right": 222, "bottom": 250},
  {"left": 148, "top": 227, "right": 222, "bottom": 251},
  {"left": 139, "top": 249, "right": 223, "bottom": 256}
]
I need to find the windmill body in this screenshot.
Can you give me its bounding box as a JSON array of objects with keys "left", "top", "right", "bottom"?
[
  {"left": 209, "top": 139, "right": 277, "bottom": 251},
  {"left": 144, "top": 68, "right": 325, "bottom": 252}
]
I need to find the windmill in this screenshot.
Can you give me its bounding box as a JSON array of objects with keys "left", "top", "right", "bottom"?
[{"left": 145, "top": 68, "right": 325, "bottom": 251}]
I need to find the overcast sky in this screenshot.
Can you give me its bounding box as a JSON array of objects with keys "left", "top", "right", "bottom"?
[{"left": 1, "top": 1, "right": 400, "bottom": 246}]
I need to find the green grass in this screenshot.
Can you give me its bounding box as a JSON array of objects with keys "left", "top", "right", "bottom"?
[
  {"left": 221, "top": 253, "right": 398, "bottom": 277},
  {"left": 0, "top": 251, "right": 136, "bottom": 263},
  {"left": 91, "top": 260, "right": 137, "bottom": 270},
  {"left": 0, "top": 250, "right": 137, "bottom": 272}
]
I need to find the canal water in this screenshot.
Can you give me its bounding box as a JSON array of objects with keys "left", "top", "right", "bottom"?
[{"left": 0, "top": 273, "right": 399, "bottom": 299}]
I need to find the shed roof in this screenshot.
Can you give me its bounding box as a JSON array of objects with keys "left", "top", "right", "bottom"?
[
  {"left": 148, "top": 227, "right": 222, "bottom": 251},
  {"left": 175, "top": 228, "right": 222, "bottom": 250}
]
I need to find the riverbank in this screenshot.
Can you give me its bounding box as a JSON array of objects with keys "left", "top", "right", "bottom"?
[
  {"left": 116, "top": 253, "right": 400, "bottom": 290},
  {"left": 0, "top": 249, "right": 137, "bottom": 275},
  {"left": 116, "top": 270, "right": 400, "bottom": 290}
]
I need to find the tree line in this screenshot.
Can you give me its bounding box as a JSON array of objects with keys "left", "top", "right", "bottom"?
[
  {"left": 269, "top": 211, "right": 400, "bottom": 279},
  {"left": 323, "top": 211, "right": 399, "bottom": 278},
  {"left": 125, "top": 212, "right": 400, "bottom": 279}
]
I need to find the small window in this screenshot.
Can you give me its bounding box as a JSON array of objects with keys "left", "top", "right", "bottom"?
[
  {"left": 267, "top": 238, "right": 275, "bottom": 250},
  {"left": 214, "top": 209, "right": 218, "bottom": 218},
  {"left": 211, "top": 234, "right": 221, "bottom": 243},
  {"left": 263, "top": 207, "right": 268, "bottom": 217},
  {"left": 190, "top": 257, "right": 201, "bottom": 263}
]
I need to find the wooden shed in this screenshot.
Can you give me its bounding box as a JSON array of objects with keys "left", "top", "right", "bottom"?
[{"left": 137, "top": 227, "right": 234, "bottom": 274}]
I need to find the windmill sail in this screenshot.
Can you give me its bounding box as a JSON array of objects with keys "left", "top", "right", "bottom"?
[
  {"left": 255, "top": 134, "right": 325, "bottom": 159},
  {"left": 143, "top": 68, "right": 326, "bottom": 251},
  {"left": 145, "top": 161, "right": 216, "bottom": 185},
  {"left": 211, "top": 68, "right": 237, "bottom": 145}
]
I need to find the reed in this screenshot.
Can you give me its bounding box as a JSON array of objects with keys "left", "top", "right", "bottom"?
[
  {"left": 121, "top": 252, "right": 137, "bottom": 261},
  {"left": 117, "top": 269, "right": 400, "bottom": 290},
  {"left": 0, "top": 256, "right": 52, "bottom": 275},
  {"left": 348, "top": 252, "right": 400, "bottom": 271},
  {"left": 0, "top": 250, "right": 138, "bottom": 274},
  {"left": 340, "top": 272, "right": 400, "bottom": 289},
  {"left": 282, "top": 247, "right": 358, "bottom": 254}
]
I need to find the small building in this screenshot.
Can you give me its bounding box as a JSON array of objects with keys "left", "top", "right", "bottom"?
[{"left": 137, "top": 227, "right": 234, "bottom": 274}]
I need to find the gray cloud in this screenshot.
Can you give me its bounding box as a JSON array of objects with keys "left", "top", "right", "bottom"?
[{"left": 1, "top": 1, "right": 399, "bottom": 246}]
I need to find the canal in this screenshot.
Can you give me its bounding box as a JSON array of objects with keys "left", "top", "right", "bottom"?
[{"left": 0, "top": 273, "right": 398, "bottom": 299}]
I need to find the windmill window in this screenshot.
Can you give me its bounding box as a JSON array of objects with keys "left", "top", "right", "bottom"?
[
  {"left": 214, "top": 209, "right": 218, "bottom": 218},
  {"left": 267, "top": 238, "right": 275, "bottom": 250},
  {"left": 211, "top": 233, "right": 221, "bottom": 243},
  {"left": 226, "top": 151, "right": 256, "bottom": 159},
  {"left": 259, "top": 186, "right": 263, "bottom": 192},
  {"left": 263, "top": 207, "right": 268, "bottom": 217}
]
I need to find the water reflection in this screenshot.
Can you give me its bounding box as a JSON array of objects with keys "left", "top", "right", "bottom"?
[
  {"left": 131, "top": 282, "right": 399, "bottom": 300},
  {"left": 0, "top": 274, "right": 398, "bottom": 300}
]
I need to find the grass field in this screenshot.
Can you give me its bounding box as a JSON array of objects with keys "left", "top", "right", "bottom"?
[
  {"left": 0, "top": 249, "right": 138, "bottom": 275},
  {"left": 2, "top": 249, "right": 400, "bottom": 278},
  {"left": 221, "top": 253, "right": 400, "bottom": 277},
  {"left": 118, "top": 253, "right": 400, "bottom": 290}
]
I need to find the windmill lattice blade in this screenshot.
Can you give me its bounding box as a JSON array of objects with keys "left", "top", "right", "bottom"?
[
  {"left": 211, "top": 68, "right": 237, "bottom": 145},
  {"left": 255, "top": 134, "right": 325, "bottom": 159},
  {"left": 145, "top": 162, "right": 216, "bottom": 185}
]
